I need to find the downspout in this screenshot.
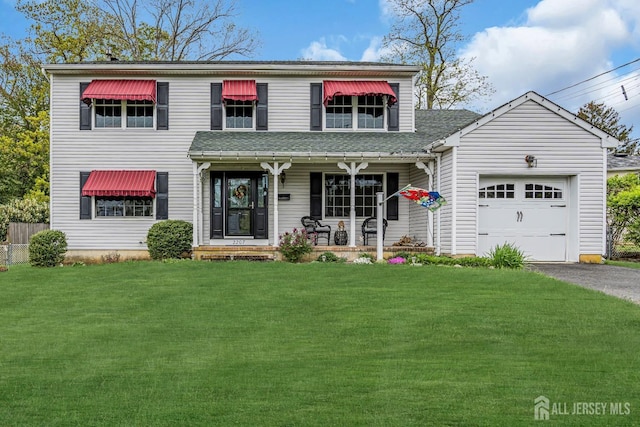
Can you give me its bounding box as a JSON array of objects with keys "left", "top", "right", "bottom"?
[
  {"left": 436, "top": 153, "right": 442, "bottom": 256},
  {"left": 451, "top": 147, "right": 457, "bottom": 256}
]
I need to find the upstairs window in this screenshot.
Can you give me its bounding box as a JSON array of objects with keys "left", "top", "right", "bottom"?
[
  {"left": 127, "top": 100, "right": 154, "bottom": 128},
  {"left": 322, "top": 80, "right": 396, "bottom": 131},
  {"left": 80, "top": 80, "right": 168, "bottom": 130},
  {"left": 225, "top": 100, "right": 254, "bottom": 129},
  {"left": 326, "top": 96, "right": 352, "bottom": 129},
  {"left": 95, "top": 99, "right": 122, "bottom": 128},
  {"left": 222, "top": 80, "right": 258, "bottom": 130}
]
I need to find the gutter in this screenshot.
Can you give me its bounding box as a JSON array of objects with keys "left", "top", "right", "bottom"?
[{"left": 187, "top": 150, "right": 437, "bottom": 162}]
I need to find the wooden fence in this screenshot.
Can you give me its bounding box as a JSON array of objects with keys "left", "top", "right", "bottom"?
[{"left": 7, "top": 222, "right": 50, "bottom": 244}]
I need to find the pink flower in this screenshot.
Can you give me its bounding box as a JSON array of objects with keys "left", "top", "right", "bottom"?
[{"left": 388, "top": 256, "right": 406, "bottom": 264}]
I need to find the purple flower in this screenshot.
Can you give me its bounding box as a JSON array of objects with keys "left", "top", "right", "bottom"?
[{"left": 388, "top": 256, "right": 406, "bottom": 264}]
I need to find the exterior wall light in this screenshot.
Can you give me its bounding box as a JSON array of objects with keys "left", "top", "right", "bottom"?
[{"left": 525, "top": 155, "right": 537, "bottom": 168}]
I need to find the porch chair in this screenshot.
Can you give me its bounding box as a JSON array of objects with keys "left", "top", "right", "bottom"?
[
  {"left": 361, "top": 217, "right": 388, "bottom": 245},
  {"left": 301, "top": 216, "right": 331, "bottom": 245}
]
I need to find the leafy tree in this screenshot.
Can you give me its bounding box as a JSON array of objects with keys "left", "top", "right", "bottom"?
[
  {"left": 16, "top": 0, "right": 111, "bottom": 63},
  {"left": 607, "top": 173, "right": 640, "bottom": 248},
  {"left": 0, "top": 0, "right": 258, "bottom": 203},
  {"left": 577, "top": 101, "right": 636, "bottom": 154},
  {"left": 381, "top": 0, "right": 493, "bottom": 109}
]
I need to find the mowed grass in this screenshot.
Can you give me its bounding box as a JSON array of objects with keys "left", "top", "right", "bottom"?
[{"left": 1, "top": 262, "right": 640, "bottom": 426}]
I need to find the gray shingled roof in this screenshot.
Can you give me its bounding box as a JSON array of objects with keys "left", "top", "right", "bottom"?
[
  {"left": 608, "top": 153, "right": 640, "bottom": 171},
  {"left": 188, "top": 109, "right": 482, "bottom": 157}
]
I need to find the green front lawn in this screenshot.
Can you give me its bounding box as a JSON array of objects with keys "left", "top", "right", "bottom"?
[{"left": 1, "top": 262, "right": 639, "bottom": 426}]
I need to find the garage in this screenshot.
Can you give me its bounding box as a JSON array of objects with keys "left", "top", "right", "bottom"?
[{"left": 477, "top": 177, "right": 568, "bottom": 262}]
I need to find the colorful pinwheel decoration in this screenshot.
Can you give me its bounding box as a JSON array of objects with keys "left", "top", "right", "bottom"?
[{"left": 398, "top": 186, "right": 447, "bottom": 212}]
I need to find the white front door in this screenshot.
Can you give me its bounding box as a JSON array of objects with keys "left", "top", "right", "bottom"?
[{"left": 478, "top": 178, "right": 568, "bottom": 261}]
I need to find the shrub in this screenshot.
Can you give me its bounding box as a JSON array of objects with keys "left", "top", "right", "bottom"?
[
  {"left": 317, "top": 251, "right": 344, "bottom": 263},
  {"left": 279, "top": 228, "right": 312, "bottom": 262},
  {"left": 28, "top": 230, "right": 67, "bottom": 267},
  {"left": 146, "top": 220, "right": 193, "bottom": 260},
  {"left": 488, "top": 243, "right": 526, "bottom": 269}
]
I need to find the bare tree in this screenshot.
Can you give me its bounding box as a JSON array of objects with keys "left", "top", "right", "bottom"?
[
  {"left": 381, "top": 0, "right": 492, "bottom": 109},
  {"left": 102, "top": 0, "right": 260, "bottom": 61}
]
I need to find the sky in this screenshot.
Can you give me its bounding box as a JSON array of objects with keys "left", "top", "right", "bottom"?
[{"left": 2, "top": 0, "right": 640, "bottom": 138}]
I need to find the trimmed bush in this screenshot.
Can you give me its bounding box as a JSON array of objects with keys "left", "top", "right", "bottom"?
[
  {"left": 488, "top": 242, "right": 526, "bottom": 269},
  {"left": 147, "top": 220, "right": 193, "bottom": 260},
  {"left": 29, "top": 230, "right": 67, "bottom": 267}
]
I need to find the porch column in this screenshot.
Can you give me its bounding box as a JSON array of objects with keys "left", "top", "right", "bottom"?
[
  {"left": 192, "top": 161, "right": 210, "bottom": 247},
  {"left": 260, "top": 161, "right": 291, "bottom": 247},
  {"left": 338, "top": 161, "right": 368, "bottom": 247},
  {"left": 415, "top": 160, "right": 435, "bottom": 247}
]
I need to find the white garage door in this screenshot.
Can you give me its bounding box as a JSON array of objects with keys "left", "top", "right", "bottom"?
[{"left": 478, "top": 178, "right": 568, "bottom": 262}]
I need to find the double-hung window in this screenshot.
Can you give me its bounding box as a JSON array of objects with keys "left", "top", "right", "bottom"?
[
  {"left": 225, "top": 100, "right": 254, "bottom": 129},
  {"left": 94, "top": 99, "right": 154, "bottom": 128},
  {"left": 222, "top": 80, "right": 258, "bottom": 130},
  {"left": 322, "top": 80, "right": 397, "bottom": 131},
  {"left": 325, "top": 173, "right": 383, "bottom": 217},
  {"left": 326, "top": 95, "right": 386, "bottom": 130},
  {"left": 81, "top": 80, "right": 168, "bottom": 130}
]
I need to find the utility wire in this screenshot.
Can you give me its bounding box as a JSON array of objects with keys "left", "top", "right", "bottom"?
[{"left": 545, "top": 57, "right": 640, "bottom": 97}]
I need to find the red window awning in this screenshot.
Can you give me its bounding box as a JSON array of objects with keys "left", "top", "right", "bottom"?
[
  {"left": 222, "top": 80, "right": 258, "bottom": 102},
  {"left": 82, "top": 170, "right": 157, "bottom": 198},
  {"left": 323, "top": 80, "right": 397, "bottom": 106},
  {"left": 81, "top": 80, "right": 157, "bottom": 104}
]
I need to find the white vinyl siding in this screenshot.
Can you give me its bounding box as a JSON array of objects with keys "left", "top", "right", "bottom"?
[
  {"left": 50, "top": 75, "right": 195, "bottom": 250},
  {"left": 437, "top": 151, "right": 454, "bottom": 255},
  {"left": 451, "top": 100, "right": 606, "bottom": 260}
]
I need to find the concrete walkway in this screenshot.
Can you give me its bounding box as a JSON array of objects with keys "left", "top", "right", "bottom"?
[{"left": 529, "top": 263, "right": 640, "bottom": 304}]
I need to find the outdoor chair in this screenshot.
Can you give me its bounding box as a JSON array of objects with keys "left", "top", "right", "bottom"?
[
  {"left": 361, "top": 217, "right": 388, "bottom": 245},
  {"left": 301, "top": 216, "right": 331, "bottom": 245}
]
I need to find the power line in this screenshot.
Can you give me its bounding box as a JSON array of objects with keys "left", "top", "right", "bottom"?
[{"left": 545, "top": 57, "right": 640, "bottom": 97}]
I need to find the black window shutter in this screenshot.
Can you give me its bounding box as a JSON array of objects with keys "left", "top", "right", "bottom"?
[
  {"left": 211, "top": 83, "right": 223, "bottom": 130},
  {"left": 156, "top": 82, "right": 169, "bottom": 130},
  {"left": 310, "top": 172, "right": 322, "bottom": 219},
  {"left": 80, "top": 83, "right": 91, "bottom": 130},
  {"left": 156, "top": 172, "right": 169, "bottom": 220},
  {"left": 80, "top": 171, "right": 92, "bottom": 219},
  {"left": 387, "top": 172, "right": 399, "bottom": 220},
  {"left": 388, "top": 82, "right": 399, "bottom": 132},
  {"left": 256, "top": 83, "right": 268, "bottom": 130},
  {"left": 310, "top": 83, "right": 323, "bottom": 131}
]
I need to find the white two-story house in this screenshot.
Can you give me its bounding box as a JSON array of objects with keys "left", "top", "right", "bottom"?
[{"left": 43, "top": 61, "right": 617, "bottom": 262}]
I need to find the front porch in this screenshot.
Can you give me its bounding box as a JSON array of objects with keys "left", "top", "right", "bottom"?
[{"left": 193, "top": 244, "right": 435, "bottom": 262}]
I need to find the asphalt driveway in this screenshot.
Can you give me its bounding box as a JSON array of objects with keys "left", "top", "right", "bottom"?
[{"left": 529, "top": 263, "right": 640, "bottom": 304}]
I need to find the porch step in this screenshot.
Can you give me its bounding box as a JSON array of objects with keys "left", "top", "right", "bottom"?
[{"left": 200, "top": 253, "right": 274, "bottom": 262}]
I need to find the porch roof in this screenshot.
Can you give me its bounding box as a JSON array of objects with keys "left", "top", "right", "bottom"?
[{"left": 188, "top": 109, "right": 481, "bottom": 160}]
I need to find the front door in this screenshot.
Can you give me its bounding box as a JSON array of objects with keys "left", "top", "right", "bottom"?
[{"left": 211, "top": 172, "right": 268, "bottom": 240}]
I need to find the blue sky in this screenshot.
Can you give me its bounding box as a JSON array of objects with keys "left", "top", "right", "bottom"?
[{"left": 2, "top": 0, "right": 640, "bottom": 136}]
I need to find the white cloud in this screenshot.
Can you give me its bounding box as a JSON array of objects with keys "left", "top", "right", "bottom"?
[
  {"left": 300, "top": 38, "right": 347, "bottom": 61},
  {"left": 360, "top": 36, "right": 392, "bottom": 62},
  {"left": 459, "top": 0, "right": 637, "bottom": 116}
]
